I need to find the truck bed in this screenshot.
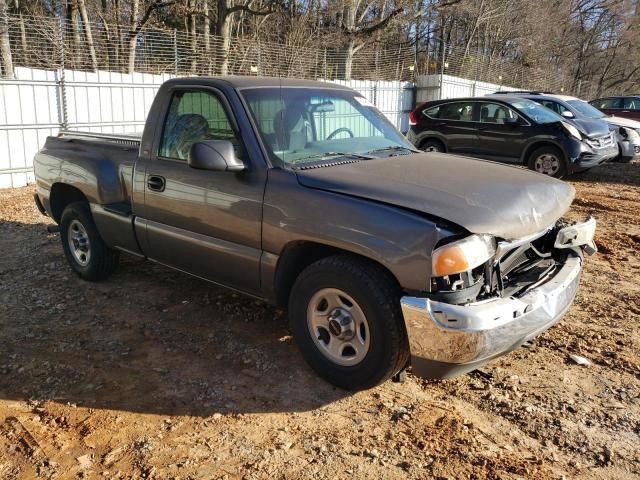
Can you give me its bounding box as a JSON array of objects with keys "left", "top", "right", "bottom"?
[{"left": 35, "top": 130, "right": 141, "bottom": 208}]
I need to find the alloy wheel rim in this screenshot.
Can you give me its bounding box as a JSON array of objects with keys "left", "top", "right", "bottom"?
[
  {"left": 534, "top": 153, "right": 560, "bottom": 175},
  {"left": 306, "top": 288, "right": 370, "bottom": 366},
  {"left": 68, "top": 219, "right": 91, "bottom": 266},
  {"left": 424, "top": 145, "right": 440, "bottom": 152}
]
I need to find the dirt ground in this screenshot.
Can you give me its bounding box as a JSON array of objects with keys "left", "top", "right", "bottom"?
[{"left": 0, "top": 161, "right": 638, "bottom": 480}]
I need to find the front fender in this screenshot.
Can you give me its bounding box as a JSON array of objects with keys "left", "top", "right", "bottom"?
[{"left": 262, "top": 169, "right": 459, "bottom": 293}]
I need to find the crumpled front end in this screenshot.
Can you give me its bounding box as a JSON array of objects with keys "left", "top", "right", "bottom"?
[{"left": 401, "top": 218, "right": 596, "bottom": 379}]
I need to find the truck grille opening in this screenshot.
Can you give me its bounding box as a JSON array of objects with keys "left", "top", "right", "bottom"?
[{"left": 430, "top": 223, "right": 569, "bottom": 305}]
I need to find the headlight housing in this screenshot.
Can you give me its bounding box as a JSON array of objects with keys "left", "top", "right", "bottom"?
[
  {"left": 562, "top": 122, "right": 582, "bottom": 140},
  {"left": 620, "top": 126, "right": 640, "bottom": 142},
  {"left": 432, "top": 234, "right": 496, "bottom": 277}
]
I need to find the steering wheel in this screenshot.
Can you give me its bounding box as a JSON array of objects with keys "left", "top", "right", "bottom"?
[{"left": 327, "top": 127, "right": 355, "bottom": 140}]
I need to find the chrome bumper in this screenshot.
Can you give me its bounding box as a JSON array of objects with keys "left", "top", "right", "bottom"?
[{"left": 401, "top": 253, "right": 583, "bottom": 379}]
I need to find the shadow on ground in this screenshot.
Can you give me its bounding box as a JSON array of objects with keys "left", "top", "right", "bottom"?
[{"left": 0, "top": 218, "right": 350, "bottom": 417}]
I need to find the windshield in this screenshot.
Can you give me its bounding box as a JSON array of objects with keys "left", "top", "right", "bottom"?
[
  {"left": 566, "top": 99, "right": 606, "bottom": 119},
  {"left": 507, "top": 98, "right": 564, "bottom": 124},
  {"left": 240, "top": 87, "right": 414, "bottom": 167}
]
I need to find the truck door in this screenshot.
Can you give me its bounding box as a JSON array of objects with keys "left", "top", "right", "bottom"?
[{"left": 135, "top": 87, "right": 266, "bottom": 294}]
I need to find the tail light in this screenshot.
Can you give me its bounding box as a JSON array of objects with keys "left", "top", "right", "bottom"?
[{"left": 409, "top": 110, "right": 417, "bottom": 126}]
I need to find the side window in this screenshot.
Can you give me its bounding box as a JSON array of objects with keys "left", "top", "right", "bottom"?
[
  {"left": 479, "top": 103, "right": 519, "bottom": 124},
  {"left": 595, "top": 98, "right": 621, "bottom": 110},
  {"left": 622, "top": 98, "right": 640, "bottom": 111},
  {"left": 159, "top": 90, "right": 239, "bottom": 160},
  {"left": 426, "top": 102, "right": 475, "bottom": 121},
  {"left": 539, "top": 100, "right": 568, "bottom": 115}
]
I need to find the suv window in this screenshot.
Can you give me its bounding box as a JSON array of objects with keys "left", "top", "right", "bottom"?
[
  {"left": 593, "top": 98, "right": 622, "bottom": 110},
  {"left": 479, "top": 102, "right": 519, "bottom": 124},
  {"left": 538, "top": 100, "right": 570, "bottom": 116},
  {"left": 159, "top": 90, "right": 239, "bottom": 160},
  {"left": 622, "top": 98, "right": 640, "bottom": 111},
  {"left": 425, "top": 102, "right": 475, "bottom": 121}
]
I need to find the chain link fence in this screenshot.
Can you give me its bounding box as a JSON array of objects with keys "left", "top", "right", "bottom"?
[
  {"left": 1, "top": 14, "right": 416, "bottom": 81},
  {"left": 1, "top": 13, "right": 597, "bottom": 97}
]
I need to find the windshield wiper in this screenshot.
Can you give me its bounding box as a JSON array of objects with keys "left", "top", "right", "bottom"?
[
  {"left": 363, "top": 145, "right": 419, "bottom": 156},
  {"left": 299, "top": 151, "right": 374, "bottom": 162}
]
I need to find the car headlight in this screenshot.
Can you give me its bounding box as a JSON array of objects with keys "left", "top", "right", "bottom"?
[
  {"left": 620, "top": 126, "right": 640, "bottom": 142},
  {"left": 562, "top": 122, "right": 582, "bottom": 140},
  {"left": 432, "top": 234, "right": 496, "bottom": 277}
]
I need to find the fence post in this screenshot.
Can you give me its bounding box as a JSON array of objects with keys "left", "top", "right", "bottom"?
[{"left": 56, "top": 17, "right": 68, "bottom": 131}]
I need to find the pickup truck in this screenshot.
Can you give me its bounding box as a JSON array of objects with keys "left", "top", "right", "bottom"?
[{"left": 33, "top": 77, "right": 597, "bottom": 390}]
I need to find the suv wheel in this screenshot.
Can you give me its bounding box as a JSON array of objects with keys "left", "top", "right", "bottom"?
[
  {"left": 288, "top": 255, "right": 409, "bottom": 390},
  {"left": 420, "top": 139, "right": 445, "bottom": 153},
  {"left": 60, "top": 201, "right": 119, "bottom": 281},
  {"left": 528, "top": 146, "right": 567, "bottom": 178}
]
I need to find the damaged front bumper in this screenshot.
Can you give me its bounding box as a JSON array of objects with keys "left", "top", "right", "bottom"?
[{"left": 401, "top": 219, "right": 595, "bottom": 379}]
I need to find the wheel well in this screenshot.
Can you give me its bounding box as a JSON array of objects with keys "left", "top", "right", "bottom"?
[
  {"left": 273, "top": 241, "right": 400, "bottom": 308},
  {"left": 522, "top": 142, "right": 564, "bottom": 165},
  {"left": 49, "top": 183, "right": 88, "bottom": 223},
  {"left": 418, "top": 137, "right": 446, "bottom": 152}
]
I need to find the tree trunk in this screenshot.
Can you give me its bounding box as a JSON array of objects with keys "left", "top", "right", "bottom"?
[
  {"left": 204, "top": 0, "right": 211, "bottom": 73},
  {"left": 344, "top": 38, "right": 355, "bottom": 80},
  {"left": 217, "top": 0, "right": 231, "bottom": 75},
  {"left": 189, "top": 0, "right": 196, "bottom": 73},
  {"left": 342, "top": 1, "right": 356, "bottom": 80},
  {"left": 127, "top": 0, "right": 139, "bottom": 73},
  {"left": 12, "top": 0, "right": 26, "bottom": 56},
  {"left": 0, "top": 0, "right": 13, "bottom": 78},
  {"left": 78, "top": 0, "right": 98, "bottom": 70},
  {"left": 70, "top": 0, "right": 82, "bottom": 66}
]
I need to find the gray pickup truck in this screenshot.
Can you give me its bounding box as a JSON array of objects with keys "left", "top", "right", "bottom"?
[{"left": 33, "top": 77, "right": 596, "bottom": 390}]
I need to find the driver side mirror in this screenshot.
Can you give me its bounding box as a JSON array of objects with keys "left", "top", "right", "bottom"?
[
  {"left": 188, "top": 140, "right": 245, "bottom": 172},
  {"left": 561, "top": 110, "right": 575, "bottom": 119}
]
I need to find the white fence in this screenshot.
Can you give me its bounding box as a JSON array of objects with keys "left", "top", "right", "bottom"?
[
  {"left": 415, "top": 74, "right": 518, "bottom": 103},
  {"left": 0, "top": 67, "right": 414, "bottom": 189},
  {"left": 0, "top": 67, "right": 173, "bottom": 188}
]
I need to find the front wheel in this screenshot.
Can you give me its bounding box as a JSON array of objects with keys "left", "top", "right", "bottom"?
[
  {"left": 288, "top": 255, "right": 409, "bottom": 390},
  {"left": 527, "top": 146, "right": 568, "bottom": 178},
  {"left": 419, "top": 139, "right": 445, "bottom": 153},
  {"left": 60, "top": 201, "right": 119, "bottom": 281}
]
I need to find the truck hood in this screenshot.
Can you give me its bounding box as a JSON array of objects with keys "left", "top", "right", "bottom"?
[
  {"left": 605, "top": 116, "right": 640, "bottom": 129},
  {"left": 295, "top": 153, "right": 575, "bottom": 240}
]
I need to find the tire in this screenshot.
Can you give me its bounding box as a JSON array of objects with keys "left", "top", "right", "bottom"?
[
  {"left": 60, "top": 201, "right": 119, "bottom": 281},
  {"left": 527, "top": 145, "right": 568, "bottom": 178},
  {"left": 419, "top": 139, "right": 445, "bottom": 153},
  {"left": 288, "top": 255, "right": 410, "bottom": 390}
]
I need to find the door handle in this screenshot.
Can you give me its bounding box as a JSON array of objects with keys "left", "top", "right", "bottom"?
[{"left": 147, "top": 175, "right": 166, "bottom": 192}]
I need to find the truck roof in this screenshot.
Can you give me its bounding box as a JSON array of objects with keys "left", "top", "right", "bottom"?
[{"left": 162, "top": 76, "right": 353, "bottom": 91}]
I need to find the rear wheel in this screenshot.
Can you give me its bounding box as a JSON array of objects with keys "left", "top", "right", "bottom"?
[
  {"left": 60, "top": 201, "right": 119, "bottom": 281},
  {"left": 288, "top": 255, "right": 409, "bottom": 390},
  {"left": 528, "top": 146, "right": 568, "bottom": 178},
  {"left": 419, "top": 139, "right": 445, "bottom": 153}
]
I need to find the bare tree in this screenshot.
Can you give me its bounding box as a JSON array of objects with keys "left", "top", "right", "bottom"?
[
  {"left": 337, "top": 0, "right": 402, "bottom": 80},
  {"left": 0, "top": 0, "right": 13, "bottom": 77},
  {"left": 77, "top": 0, "right": 98, "bottom": 69},
  {"left": 215, "top": 0, "right": 278, "bottom": 75}
]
